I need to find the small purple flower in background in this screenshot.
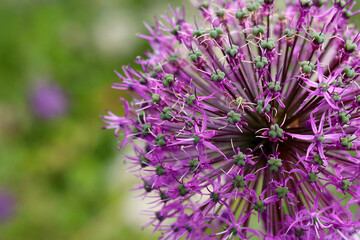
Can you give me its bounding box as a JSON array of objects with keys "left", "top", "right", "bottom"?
[
  {"left": 103, "top": 0, "right": 360, "bottom": 239},
  {"left": 0, "top": 190, "right": 15, "bottom": 222},
  {"left": 30, "top": 81, "right": 68, "bottom": 120}
]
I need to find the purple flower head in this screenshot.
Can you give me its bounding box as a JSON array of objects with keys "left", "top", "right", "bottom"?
[
  {"left": 103, "top": 0, "right": 360, "bottom": 239},
  {"left": 30, "top": 81, "right": 68, "bottom": 120},
  {"left": 0, "top": 190, "right": 15, "bottom": 222}
]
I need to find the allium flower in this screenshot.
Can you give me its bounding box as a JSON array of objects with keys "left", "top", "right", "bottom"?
[
  {"left": 30, "top": 81, "right": 68, "bottom": 120},
  {"left": 0, "top": 190, "right": 15, "bottom": 222},
  {"left": 103, "top": 0, "right": 360, "bottom": 239}
]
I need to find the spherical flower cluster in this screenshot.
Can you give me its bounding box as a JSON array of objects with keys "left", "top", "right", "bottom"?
[
  {"left": 30, "top": 81, "right": 68, "bottom": 120},
  {"left": 0, "top": 189, "right": 15, "bottom": 222},
  {"left": 103, "top": 0, "right": 360, "bottom": 239}
]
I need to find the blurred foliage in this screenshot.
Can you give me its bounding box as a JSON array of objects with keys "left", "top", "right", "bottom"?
[
  {"left": 0, "top": 0, "right": 181, "bottom": 239},
  {"left": 0, "top": 0, "right": 359, "bottom": 239}
]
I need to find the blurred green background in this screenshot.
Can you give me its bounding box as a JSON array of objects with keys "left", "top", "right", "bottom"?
[
  {"left": 0, "top": 0, "right": 359, "bottom": 239},
  {"left": 0, "top": 0, "right": 183, "bottom": 239}
]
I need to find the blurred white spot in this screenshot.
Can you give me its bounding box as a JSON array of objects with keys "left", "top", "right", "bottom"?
[
  {"left": 92, "top": 10, "right": 140, "bottom": 56},
  {"left": 106, "top": 144, "right": 156, "bottom": 225}
]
